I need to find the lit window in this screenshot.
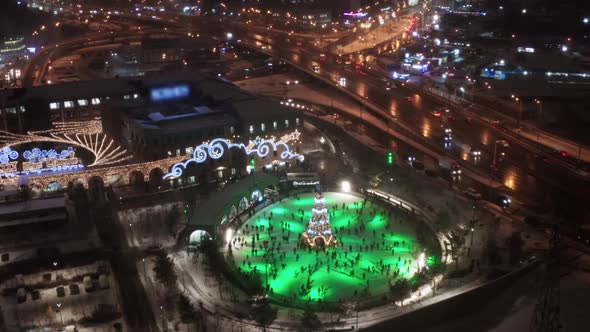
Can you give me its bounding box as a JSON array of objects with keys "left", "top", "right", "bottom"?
[
  {"left": 6, "top": 107, "right": 16, "bottom": 114},
  {"left": 167, "top": 150, "right": 172, "bottom": 156},
  {"left": 91, "top": 98, "right": 101, "bottom": 105},
  {"left": 230, "top": 126, "right": 235, "bottom": 134},
  {"left": 185, "top": 147, "right": 194, "bottom": 155},
  {"left": 64, "top": 101, "right": 74, "bottom": 108},
  {"left": 49, "top": 102, "right": 60, "bottom": 110},
  {"left": 260, "top": 123, "right": 266, "bottom": 132},
  {"left": 133, "top": 93, "right": 139, "bottom": 99},
  {"left": 273, "top": 121, "right": 277, "bottom": 129},
  {"left": 249, "top": 125, "right": 255, "bottom": 134},
  {"left": 296, "top": 117, "right": 300, "bottom": 125},
  {"left": 77, "top": 99, "right": 88, "bottom": 106},
  {"left": 285, "top": 119, "right": 290, "bottom": 127},
  {"left": 123, "top": 94, "right": 131, "bottom": 100},
  {"left": 176, "top": 149, "right": 181, "bottom": 156},
  {"left": 19, "top": 106, "right": 25, "bottom": 113}
]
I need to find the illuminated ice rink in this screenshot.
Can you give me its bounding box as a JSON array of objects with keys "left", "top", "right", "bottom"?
[{"left": 230, "top": 192, "right": 439, "bottom": 304}]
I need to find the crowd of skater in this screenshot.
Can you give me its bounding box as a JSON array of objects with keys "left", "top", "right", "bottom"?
[{"left": 230, "top": 194, "right": 424, "bottom": 303}]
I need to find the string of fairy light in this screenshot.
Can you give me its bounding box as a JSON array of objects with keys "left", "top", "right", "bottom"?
[
  {"left": 0, "top": 118, "right": 132, "bottom": 167},
  {"left": 21, "top": 129, "right": 303, "bottom": 188}
]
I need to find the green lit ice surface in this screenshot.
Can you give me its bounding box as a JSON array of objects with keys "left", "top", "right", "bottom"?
[{"left": 231, "top": 192, "right": 434, "bottom": 304}]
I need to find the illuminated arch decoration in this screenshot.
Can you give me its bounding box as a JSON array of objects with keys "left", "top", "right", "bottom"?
[
  {"left": 0, "top": 118, "right": 132, "bottom": 167},
  {"left": 164, "top": 130, "right": 301, "bottom": 180}
]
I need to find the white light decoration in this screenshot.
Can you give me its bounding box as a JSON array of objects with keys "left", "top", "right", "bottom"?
[
  {"left": 0, "top": 118, "right": 131, "bottom": 167},
  {"left": 225, "top": 228, "right": 233, "bottom": 244},
  {"left": 302, "top": 192, "right": 336, "bottom": 247},
  {"left": 417, "top": 252, "right": 426, "bottom": 270},
  {"left": 164, "top": 130, "right": 301, "bottom": 179},
  {"left": 341, "top": 180, "right": 351, "bottom": 193}
]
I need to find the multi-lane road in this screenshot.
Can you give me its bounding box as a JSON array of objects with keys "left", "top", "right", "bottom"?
[
  {"left": 225, "top": 28, "right": 590, "bottom": 219},
  {"left": 24, "top": 9, "right": 590, "bottom": 222}
]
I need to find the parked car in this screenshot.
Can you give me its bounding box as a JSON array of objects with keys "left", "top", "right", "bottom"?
[
  {"left": 99, "top": 274, "right": 110, "bottom": 290},
  {"left": 69, "top": 283, "right": 81, "bottom": 295},
  {"left": 16, "top": 288, "right": 27, "bottom": 303},
  {"left": 83, "top": 275, "right": 94, "bottom": 292},
  {"left": 56, "top": 286, "right": 66, "bottom": 298}
]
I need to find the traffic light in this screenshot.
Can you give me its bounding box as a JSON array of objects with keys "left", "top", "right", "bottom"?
[
  {"left": 387, "top": 152, "right": 394, "bottom": 165},
  {"left": 250, "top": 158, "right": 256, "bottom": 169}
]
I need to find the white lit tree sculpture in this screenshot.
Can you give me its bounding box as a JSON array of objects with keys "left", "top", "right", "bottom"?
[{"left": 302, "top": 192, "right": 336, "bottom": 247}]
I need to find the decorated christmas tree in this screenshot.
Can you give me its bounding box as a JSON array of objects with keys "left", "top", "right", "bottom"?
[{"left": 302, "top": 192, "right": 336, "bottom": 247}]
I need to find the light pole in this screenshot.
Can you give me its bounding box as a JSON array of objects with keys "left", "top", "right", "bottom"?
[
  {"left": 160, "top": 306, "right": 167, "bottom": 332},
  {"left": 490, "top": 139, "right": 509, "bottom": 198},
  {"left": 511, "top": 95, "right": 523, "bottom": 129},
  {"left": 142, "top": 258, "right": 148, "bottom": 283},
  {"left": 492, "top": 140, "right": 509, "bottom": 170},
  {"left": 56, "top": 303, "right": 63, "bottom": 325},
  {"left": 534, "top": 98, "right": 542, "bottom": 117},
  {"left": 128, "top": 223, "right": 134, "bottom": 246},
  {"left": 534, "top": 99, "right": 543, "bottom": 140}
]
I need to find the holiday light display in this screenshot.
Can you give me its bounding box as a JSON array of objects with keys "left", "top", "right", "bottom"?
[
  {"left": 164, "top": 130, "right": 301, "bottom": 179},
  {"left": 302, "top": 192, "right": 336, "bottom": 247},
  {"left": 0, "top": 118, "right": 131, "bottom": 167}
]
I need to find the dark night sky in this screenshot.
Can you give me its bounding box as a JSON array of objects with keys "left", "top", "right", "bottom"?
[{"left": 0, "top": 1, "right": 50, "bottom": 39}]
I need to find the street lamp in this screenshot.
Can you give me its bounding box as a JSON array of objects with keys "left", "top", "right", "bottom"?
[
  {"left": 225, "top": 227, "right": 233, "bottom": 244},
  {"left": 341, "top": 180, "right": 351, "bottom": 193},
  {"left": 511, "top": 95, "right": 523, "bottom": 128},
  {"left": 534, "top": 99, "right": 542, "bottom": 116},
  {"left": 492, "top": 140, "right": 509, "bottom": 169},
  {"left": 56, "top": 303, "right": 64, "bottom": 325}
]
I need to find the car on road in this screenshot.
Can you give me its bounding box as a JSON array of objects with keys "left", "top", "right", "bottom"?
[
  {"left": 464, "top": 187, "right": 482, "bottom": 200},
  {"left": 312, "top": 65, "right": 320, "bottom": 73},
  {"left": 405, "top": 96, "right": 415, "bottom": 102},
  {"left": 451, "top": 162, "right": 461, "bottom": 176},
  {"left": 465, "top": 117, "right": 473, "bottom": 124},
  {"left": 431, "top": 110, "right": 442, "bottom": 117},
  {"left": 470, "top": 149, "right": 482, "bottom": 157},
  {"left": 382, "top": 79, "right": 395, "bottom": 90}
]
